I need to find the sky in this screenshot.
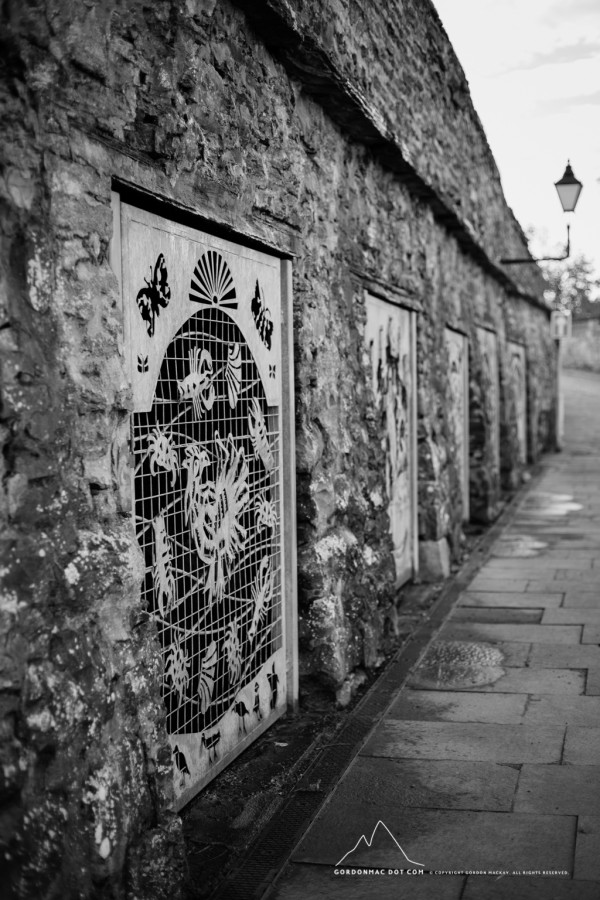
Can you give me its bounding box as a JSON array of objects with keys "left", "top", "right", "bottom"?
[{"left": 432, "top": 0, "right": 600, "bottom": 280}]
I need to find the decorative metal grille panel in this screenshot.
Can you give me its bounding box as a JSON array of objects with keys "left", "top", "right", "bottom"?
[
  {"left": 364, "top": 295, "right": 417, "bottom": 586},
  {"left": 477, "top": 326, "right": 500, "bottom": 476},
  {"left": 118, "top": 203, "right": 289, "bottom": 806},
  {"left": 445, "top": 328, "right": 469, "bottom": 520},
  {"left": 508, "top": 342, "right": 527, "bottom": 465}
]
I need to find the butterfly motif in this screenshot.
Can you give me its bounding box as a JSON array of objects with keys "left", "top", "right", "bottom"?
[
  {"left": 136, "top": 253, "right": 171, "bottom": 337},
  {"left": 251, "top": 279, "right": 273, "bottom": 350}
]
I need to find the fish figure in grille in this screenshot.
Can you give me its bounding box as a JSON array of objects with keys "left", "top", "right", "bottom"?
[
  {"left": 136, "top": 253, "right": 171, "bottom": 337},
  {"left": 178, "top": 347, "right": 215, "bottom": 418},
  {"left": 182, "top": 435, "right": 250, "bottom": 606}
]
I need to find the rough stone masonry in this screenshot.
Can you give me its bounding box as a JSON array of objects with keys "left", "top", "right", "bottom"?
[{"left": 0, "top": 0, "right": 556, "bottom": 896}]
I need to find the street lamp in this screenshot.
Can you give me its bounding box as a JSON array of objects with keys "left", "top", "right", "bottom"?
[
  {"left": 500, "top": 161, "right": 583, "bottom": 264},
  {"left": 555, "top": 161, "right": 583, "bottom": 213}
]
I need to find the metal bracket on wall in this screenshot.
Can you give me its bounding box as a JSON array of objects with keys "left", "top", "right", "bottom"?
[{"left": 500, "top": 224, "right": 571, "bottom": 265}]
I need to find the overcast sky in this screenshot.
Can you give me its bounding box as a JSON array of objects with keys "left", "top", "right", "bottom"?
[{"left": 433, "top": 0, "right": 600, "bottom": 278}]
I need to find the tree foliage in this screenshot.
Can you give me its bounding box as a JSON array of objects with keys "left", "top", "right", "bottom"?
[{"left": 540, "top": 254, "right": 600, "bottom": 318}]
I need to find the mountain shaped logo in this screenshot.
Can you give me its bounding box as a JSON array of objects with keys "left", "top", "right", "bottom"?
[{"left": 336, "top": 820, "right": 425, "bottom": 868}]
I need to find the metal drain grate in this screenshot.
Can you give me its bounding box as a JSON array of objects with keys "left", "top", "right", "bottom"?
[
  {"left": 210, "top": 694, "right": 395, "bottom": 898},
  {"left": 211, "top": 790, "right": 326, "bottom": 899},
  {"left": 209, "top": 653, "right": 427, "bottom": 898}
]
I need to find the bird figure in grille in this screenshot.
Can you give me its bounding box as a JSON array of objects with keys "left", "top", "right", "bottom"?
[
  {"left": 234, "top": 700, "right": 249, "bottom": 735},
  {"left": 201, "top": 730, "right": 221, "bottom": 764},
  {"left": 253, "top": 682, "right": 262, "bottom": 721},
  {"left": 267, "top": 663, "right": 279, "bottom": 710},
  {"left": 172, "top": 745, "right": 190, "bottom": 787}
]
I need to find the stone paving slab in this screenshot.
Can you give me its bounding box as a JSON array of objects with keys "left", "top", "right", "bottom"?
[
  {"left": 563, "top": 727, "right": 600, "bottom": 765},
  {"left": 292, "top": 806, "right": 576, "bottom": 873},
  {"left": 526, "top": 581, "right": 573, "bottom": 593},
  {"left": 582, "top": 625, "right": 600, "bottom": 644},
  {"left": 481, "top": 641, "right": 531, "bottom": 666},
  {"left": 511, "top": 521, "right": 583, "bottom": 530},
  {"left": 439, "top": 623, "right": 582, "bottom": 645},
  {"left": 462, "top": 876, "right": 599, "bottom": 899},
  {"left": 539, "top": 541, "right": 600, "bottom": 549},
  {"left": 523, "top": 695, "right": 600, "bottom": 727},
  {"left": 410, "top": 667, "right": 584, "bottom": 696},
  {"left": 416, "top": 639, "right": 531, "bottom": 669},
  {"left": 476, "top": 568, "right": 570, "bottom": 581},
  {"left": 271, "top": 865, "right": 466, "bottom": 900},
  {"left": 458, "top": 592, "right": 562, "bottom": 608},
  {"left": 563, "top": 591, "right": 600, "bottom": 608},
  {"left": 471, "top": 668, "right": 584, "bottom": 695},
  {"left": 388, "top": 690, "right": 528, "bottom": 724},
  {"left": 555, "top": 551, "right": 600, "bottom": 559},
  {"left": 586, "top": 669, "right": 600, "bottom": 695},
  {"left": 528, "top": 643, "right": 600, "bottom": 668},
  {"left": 554, "top": 571, "right": 600, "bottom": 583},
  {"left": 542, "top": 608, "right": 600, "bottom": 625},
  {"left": 488, "top": 550, "right": 592, "bottom": 577},
  {"left": 486, "top": 558, "right": 593, "bottom": 570},
  {"left": 575, "top": 817, "right": 600, "bottom": 882},
  {"left": 514, "top": 765, "right": 600, "bottom": 815},
  {"left": 332, "top": 756, "right": 519, "bottom": 812},
  {"left": 468, "top": 579, "right": 530, "bottom": 592},
  {"left": 450, "top": 608, "right": 543, "bottom": 624},
  {"left": 361, "top": 722, "right": 564, "bottom": 763}
]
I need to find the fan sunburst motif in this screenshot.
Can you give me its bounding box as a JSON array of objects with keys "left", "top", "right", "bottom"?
[{"left": 189, "top": 250, "right": 237, "bottom": 309}]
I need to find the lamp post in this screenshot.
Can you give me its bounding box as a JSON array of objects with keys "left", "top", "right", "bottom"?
[
  {"left": 500, "top": 161, "right": 583, "bottom": 264},
  {"left": 547, "top": 162, "right": 583, "bottom": 451}
]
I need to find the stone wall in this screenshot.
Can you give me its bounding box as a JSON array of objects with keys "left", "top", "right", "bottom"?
[{"left": 0, "top": 0, "right": 556, "bottom": 895}]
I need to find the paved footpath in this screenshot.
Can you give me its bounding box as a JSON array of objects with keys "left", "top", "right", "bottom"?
[{"left": 268, "top": 369, "right": 600, "bottom": 900}]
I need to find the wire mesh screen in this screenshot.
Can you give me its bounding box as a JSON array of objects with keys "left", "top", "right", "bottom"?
[{"left": 121, "top": 205, "right": 287, "bottom": 803}]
